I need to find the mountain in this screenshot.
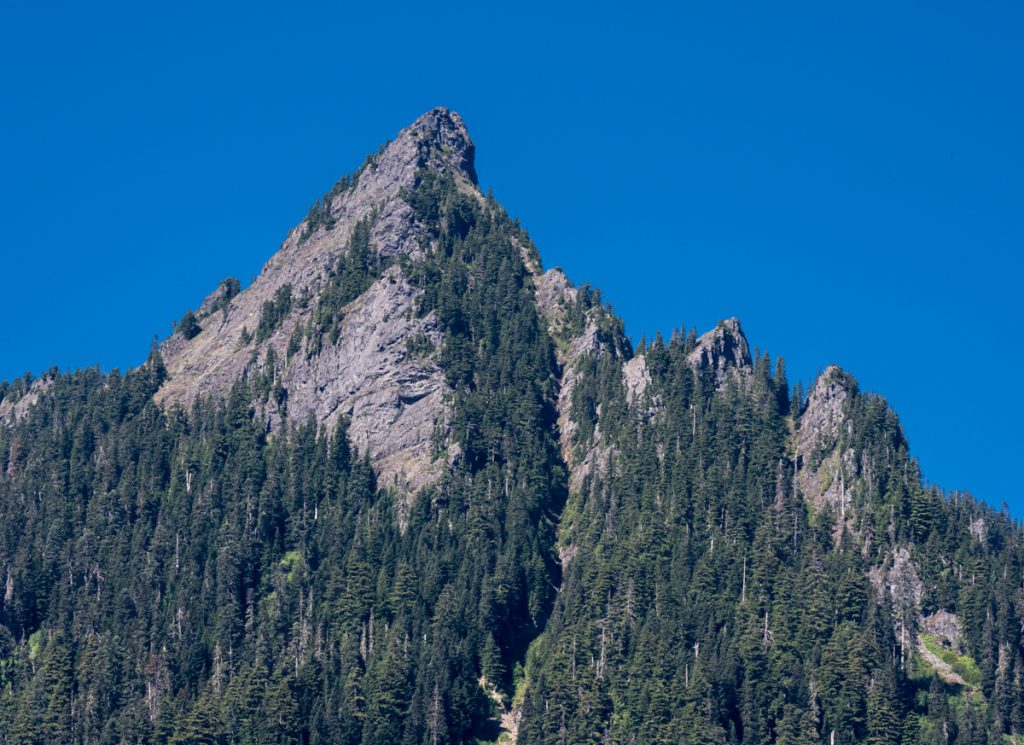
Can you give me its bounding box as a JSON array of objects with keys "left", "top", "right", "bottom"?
[{"left": 0, "top": 108, "right": 1021, "bottom": 745}]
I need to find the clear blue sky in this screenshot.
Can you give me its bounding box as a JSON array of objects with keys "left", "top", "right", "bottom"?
[{"left": 1, "top": 1, "right": 1021, "bottom": 514}]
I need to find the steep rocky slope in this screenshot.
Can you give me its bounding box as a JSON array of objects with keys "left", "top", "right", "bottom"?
[
  {"left": 152, "top": 109, "right": 766, "bottom": 518},
  {"left": 155, "top": 109, "right": 477, "bottom": 495}
]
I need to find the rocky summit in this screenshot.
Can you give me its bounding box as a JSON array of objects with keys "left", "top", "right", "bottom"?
[
  {"left": 0, "top": 109, "right": 1021, "bottom": 745},
  {"left": 155, "top": 109, "right": 477, "bottom": 496}
]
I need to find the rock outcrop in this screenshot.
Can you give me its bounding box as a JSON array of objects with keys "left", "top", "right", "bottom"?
[
  {"left": 795, "top": 365, "right": 857, "bottom": 526},
  {"left": 922, "top": 609, "right": 964, "bottom": 651},
  {"left": 868, "top": 546, "right": 925, "bottom": 666},
  {"left": 534, "top": 267, "right": 629, "bottom": 493},
  {"left": 622, "top": 355, "right": 651, "bottom": 406},
  {"left": 686, "top": 317, "right": 751, "bottom": 384},
  {"left": 154, "top": 108, "right": 477, "bottom": 495},
  {"left": 277, "top": 266, "right": 446, "bottom": 494},
  {"left": 0, "top": 376, "right": 53, "bottom": 426}
]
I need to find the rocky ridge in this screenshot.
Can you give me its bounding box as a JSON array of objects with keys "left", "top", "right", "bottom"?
[
  {"left": 150, "top": 107, "right": 899, "bottom": 557},
  {"left": 154, "top": 109, "right": 477, "bottom": 495}
]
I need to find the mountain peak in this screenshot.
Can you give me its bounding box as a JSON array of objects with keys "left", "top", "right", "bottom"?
[
  {"left": 808, "top": 364, "right": 859, "bottom": 403},
  {"left": 153, "top": 109, "right": 486, "bottom": 494},
  {"left": 686, "top": 317, "right": 751, "bottom": 383},
  {"left": 795, "top": 364, "right": 858, "bottom": 528},
  {"left": 396, "top": 107, "right": 477, "bottom": 184},
  {"left": 802, "top": 365, "right": 853, "bottom": 444}
]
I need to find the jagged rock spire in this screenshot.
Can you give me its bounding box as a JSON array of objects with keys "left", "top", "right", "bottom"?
[
  {"left": 403, "top": 107, "right": 477, "bottom": 184},
  {"left": 686, "top": 317, "right": 751, "bottom": 384},
  {"left": 795, "top": 364, "right": 860, "bottom": 542},
  {"left": 799, "top": 365, "right": 854, "bottom": 456}
]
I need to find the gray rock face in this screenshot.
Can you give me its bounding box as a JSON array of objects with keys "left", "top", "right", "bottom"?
[
  {"left": 534, "top": 268, "right": 593, "bottom": 489},
  {"left": 686, "top": 318, "right": 751, "bottom": 384},
  {"left": 923, "top": 609, "right": 964, "bottom": 651},
  {"left": 622, "top": 352, "right": 668, "bottom": 431},
  {"left": 0, "top": 377, "right": 52, "bottom": 426},
  {"left": 537, "top": 278, "right": 758, "bottom": 496},
  {"left": 795, "top": 366, "right": 856, "bottom": 526},
  {"left": 798, "top": 366, "right": 849, "bottom": 454},
  {"left": 887, "top": 547, "right": 924, "bottom": 611},
  {"left": 969, "top": 516, "right": 988, "bottom": 544},
  {"left": 534, "top": 267, "right": 628, "bottom": 493},
  {"left": 621, "top": 317, "right": 752, "bottom": 422},
  {"left": 887, "top": 547, "right": 924, "bottom": 660},
  {"left": 533, "top": 267, "right": 577, "bottom": 329},
  {"left": 869, "top": 547, "right": 925, "bottom": 646},
  {"left": 197, "top": 279, "right": 239, "bottom": 318},
  {"left": 278, "top": 265, "right": 446, "bottom": 496},
  {"left": 155, "top": 108, "right": 475, "bottom": 496},
  {"left": 622, "top": 355, "right": 651, "bottom": 406}
]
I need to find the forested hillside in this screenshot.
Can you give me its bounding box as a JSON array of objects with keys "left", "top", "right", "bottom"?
[{"left": 1, "top": 109, "right": 1021, "bottom": 744}]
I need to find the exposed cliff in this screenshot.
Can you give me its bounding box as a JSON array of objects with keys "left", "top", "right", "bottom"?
[
  {"left": 534, "top": 267, "right": 631, "bottom": 493},
  {"left": 155, "top": 108, "right": 477, "bottom": 494},
  {"left": 686, "top": 317, "right": 751, "bottom": 384},
  {"left": 795, "top": 365, "right": 857, "bottom": 524}
]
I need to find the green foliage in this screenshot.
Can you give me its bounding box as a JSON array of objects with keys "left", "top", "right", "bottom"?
[
  {"left": 515, "top": 312, "right": 1024, "bottom": 744},
  {"left": 306, "top": 216, "right": 385, "bottom": 354},
  {"left": 921, "top": 633, "right": 983, "bottom": 688},
  {"left": 405, "top": 332, "right": 435, "bottom": 358},
  {"left": 178, "top": 310, "right": 202, "bottom": 340},
  {"left": 204, "top": 277, "right": 241, "bottom": 318},
  {"left": 399, "top": 167, "right": 567, "bottom": 698},
  {"left": 256, "top": 284, "right": 292, "bottom": 342}
]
